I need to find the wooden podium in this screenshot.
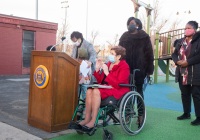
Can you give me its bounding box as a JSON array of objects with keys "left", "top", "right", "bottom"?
[{"left": 28, "top": 51, "right": 79, "bottom": 132}]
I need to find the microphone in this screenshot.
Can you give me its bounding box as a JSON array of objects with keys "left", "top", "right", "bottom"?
[
  {"left": 49, "top": 36, "right": 66, "bottom": 51},
  {"left": 61, "top": 36, "right": 66, "bottom": 41}
]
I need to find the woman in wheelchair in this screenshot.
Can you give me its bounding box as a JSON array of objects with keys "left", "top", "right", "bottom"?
[{"left": 72, "top": 46, "right": 130, "bottom": 133}]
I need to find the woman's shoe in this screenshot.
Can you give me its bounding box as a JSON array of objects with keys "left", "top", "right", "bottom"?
[
  {"left": 177, "top": 113, "right": 191, "bottom": 120},
  {"left": 68, "top": 121, "right": 82, "bottom": 130},
  {"left": 81, "top": 125, "right": 94, "bottom": 133}
]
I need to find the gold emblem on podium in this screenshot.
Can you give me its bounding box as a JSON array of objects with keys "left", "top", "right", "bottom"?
[{"left": 34, "top": 65, "right": 49, "bottom": 89}]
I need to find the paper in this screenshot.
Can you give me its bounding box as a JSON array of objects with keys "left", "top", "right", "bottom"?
[
  {"left": 87, "top": 84, "right": 113, "bottom": 89},
  {"left": 80, "top": 60, "right": 90, "bottom": 77}
]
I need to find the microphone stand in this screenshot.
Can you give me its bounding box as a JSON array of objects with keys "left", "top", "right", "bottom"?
[{"left": 49, "top": 37, "right": 66, "bottom": 51}]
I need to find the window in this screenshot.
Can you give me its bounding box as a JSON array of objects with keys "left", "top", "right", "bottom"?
[{"left": 22, "top": 31, "right": 35, "bottom": 68}]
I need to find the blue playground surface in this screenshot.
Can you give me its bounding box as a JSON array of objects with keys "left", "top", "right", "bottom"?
[{"left": 145, "top": 75, "right": 194, "bottom": 113}]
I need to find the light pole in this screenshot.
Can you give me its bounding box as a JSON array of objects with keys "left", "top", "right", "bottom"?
[
  {"left": 36, "top": 0, "right": 38, "bottom": 20},
  {"left": 61, "top": 1, "right": 69, "bottom": 33},
  {"left": 61, "top": 1, "right": 69, "bottom": 52},
  {"left": 86, "top": 0, "right": 88, "bottom": 40}
]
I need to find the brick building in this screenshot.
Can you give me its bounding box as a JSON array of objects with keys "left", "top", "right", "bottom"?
[{"left": 0, "top": 14, "right": 58, "bottom": 75}]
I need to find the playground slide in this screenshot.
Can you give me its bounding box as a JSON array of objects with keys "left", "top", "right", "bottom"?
[{"left": 158, "top": 60, "right": 175, "bottom": 77}]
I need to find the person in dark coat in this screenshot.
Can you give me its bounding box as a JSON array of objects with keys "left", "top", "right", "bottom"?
[
  {"left": 172, "top": 21, "right": 200, "bottom": 125},
  {"left": 119, "top": 17, "right": 154, "bottom": 99}
]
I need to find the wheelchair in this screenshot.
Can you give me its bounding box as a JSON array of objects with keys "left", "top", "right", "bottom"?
[{"left": 68, "top": 69, "right": 147, "bottom": 140}]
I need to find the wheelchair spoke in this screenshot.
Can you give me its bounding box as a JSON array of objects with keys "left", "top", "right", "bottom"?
[{"left": 119, "top": 91, "right": 146, "bottom": 135}]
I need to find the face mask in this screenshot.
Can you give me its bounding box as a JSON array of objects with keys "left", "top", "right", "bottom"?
[
  {"left": 185, "top": 29, "right": 195, "bottom": 37},
  {"left": 108, "top": 55, "right": 116, "bottom": 63},
  {"left": 128, "top": 24, "right": 138, "bottom": 32},
  {"left": 74, "top": 41, "right": 80, "bottom": 47}
]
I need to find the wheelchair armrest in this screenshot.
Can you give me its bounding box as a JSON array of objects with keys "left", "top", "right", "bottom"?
[{"left": 119, "top": 84, "right": 135, "bottom": 88}]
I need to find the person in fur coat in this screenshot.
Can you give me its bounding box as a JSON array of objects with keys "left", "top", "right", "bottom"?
[{"left": 119, "top": 17, "right": 154, "bottom": 99}]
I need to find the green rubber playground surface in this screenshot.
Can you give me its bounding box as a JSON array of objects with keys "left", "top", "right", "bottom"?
[
  {"left": 50, "top": 107, "right": 200, "bottom": 140},
  {"left": 50, "top": 75, "right": 200, "bottom": 140}
]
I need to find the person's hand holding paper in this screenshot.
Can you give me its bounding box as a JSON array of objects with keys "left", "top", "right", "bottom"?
[{"left": 80, "top": 60, "right": 91, "bottom": 77}]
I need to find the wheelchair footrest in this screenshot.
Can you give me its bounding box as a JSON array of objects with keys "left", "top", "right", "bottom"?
[
  {"left": 77, "top": 126, "right": 97, "bottom": 136},
  {"left": 68, "top": 121, "right": 97, "bottom": 136}
]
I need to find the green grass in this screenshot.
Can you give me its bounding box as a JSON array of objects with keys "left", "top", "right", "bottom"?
[{"left": 50, "top": 107, "right": 200, "bottom": 140}]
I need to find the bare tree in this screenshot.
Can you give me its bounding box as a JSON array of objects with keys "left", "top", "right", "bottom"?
[
  {"left": 57, "top": 21, "right": 69, "bottom": 41},
  {"left": 151, "top": 0, "right": 169, "bottom": 33},
  {"left": 106, "top": 34, "right": 119, "bottom": 47},
  {"left": 141, "top": 14, "right": 147, "bottom": 31},
  {"left": 90, "top": 30, "right": 99, "bottom": 45},
  {"left": 56, "top": 21, "right": 70, "bottom": 52},
  {"left": 169, "top": 20, "right": 181, "bottom": 31}
]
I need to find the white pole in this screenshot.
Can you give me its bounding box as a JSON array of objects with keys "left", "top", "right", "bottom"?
[
  {"left": 36, "top": 0, "right": 38, "bottom": 20},
  {"left": 86, "top": 0, "right": 88, "bottom": 40}
]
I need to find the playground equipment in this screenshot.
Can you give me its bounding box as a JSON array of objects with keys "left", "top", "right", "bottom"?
[
  {"left": 131, "top": 0, "right": 153, "bottom": 34},
  {"left": 158, "top": 59, "right": 175, "bottom": 76}
]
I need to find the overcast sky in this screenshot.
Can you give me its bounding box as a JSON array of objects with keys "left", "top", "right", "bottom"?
[{"left": 0, "top": 0, "right": 198, "bottom": 45}]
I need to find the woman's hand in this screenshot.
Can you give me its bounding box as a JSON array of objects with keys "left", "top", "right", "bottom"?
[
  {"left": 87, "top": 61, "right": 92, "bottom": 68},
  {"left": 180, "top": 60, "right": 188, "bottom": 67},
  {"left": 102, "top": 63, "right": 109, "bottom": 76},
  {"left": 177, "top": 60, "right": 183, "bottom": 65},
  {"left": 177, "top": 60, "right": 188, "bottom": 67},
  {"left": 95, "top": 57, "right": 103, "bottom": 71}
]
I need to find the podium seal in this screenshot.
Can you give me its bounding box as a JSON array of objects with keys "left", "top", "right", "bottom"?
[{"left": 34, "top": 65, "right": 49, "bottom": 89}]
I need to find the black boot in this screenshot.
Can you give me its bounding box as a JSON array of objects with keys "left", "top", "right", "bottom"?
[
  {"left": 177, "top": 113, "right": 191, "bottom": 120},
  {"left": 191, "top": 117, "right": 200, "bottom": 126}
]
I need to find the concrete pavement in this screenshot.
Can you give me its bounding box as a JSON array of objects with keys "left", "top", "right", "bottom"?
[
  {"left": 0, "top": 122, "right": 42, "bottom": 140},
  {"left": 0, "top": 75, "right": 73, "bottom": 140}
]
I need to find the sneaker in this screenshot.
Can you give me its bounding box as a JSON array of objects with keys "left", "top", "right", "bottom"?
[
  {"left": 191, "top": 118, "right": 200, "bottom": 126},
  {"left": 177, "top": 113, "right": 191, "bottom": 120}
]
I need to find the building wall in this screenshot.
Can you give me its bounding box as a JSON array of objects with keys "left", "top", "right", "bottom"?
[
  {"left": 35, "top": 31, "right": 56, "bottom": 51},
  {"left": 0, "top": 14, "right": 58, "bottom": 75},
  {"left": 0, "top": 25, "right": 22, "bottom": 74}
]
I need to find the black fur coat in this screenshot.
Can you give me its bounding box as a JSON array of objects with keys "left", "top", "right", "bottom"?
[{"left": 119, "top": 30, "right": 154, "bottom": 84}]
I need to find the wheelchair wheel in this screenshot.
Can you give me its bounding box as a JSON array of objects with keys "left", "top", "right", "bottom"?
[{"left": 119, "top": 91, "right": 146, "bottom": 135}]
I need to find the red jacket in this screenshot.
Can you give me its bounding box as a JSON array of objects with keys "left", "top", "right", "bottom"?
[{"left": 94, "top": 60, "right": 130, "bottom": 100}]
